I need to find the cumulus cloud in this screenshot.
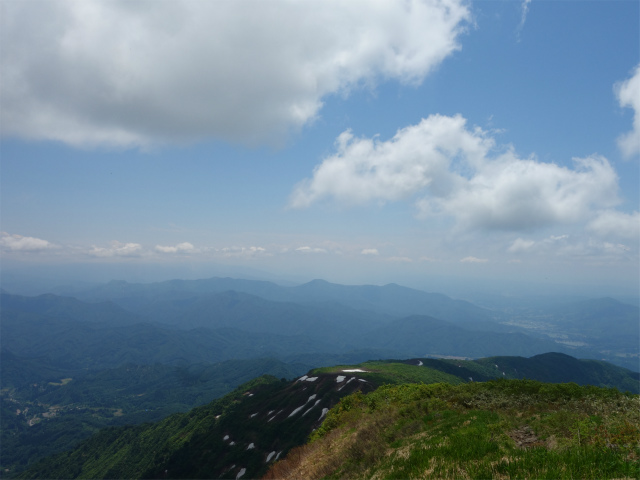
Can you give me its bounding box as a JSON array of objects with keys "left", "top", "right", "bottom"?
[
  {"left": 587, "top": 210, "right": 640, "bottom": 239},
  {"left": 291, "top": 114, "right": 621, "bottom": 232},
  {"left": 0, "top": 232, "right": 53, "bottom": 251},
  {"left": 361, "top": 248, "right": 380, "bottom": 255},
  {"left": 88, "top": 241, "right": 143, "bottom": 257},
  {"left": 290, "top": 115, "right": 492, "bottom": 208},
  {"left": 460, "top": 256, "right": 488, "bottom": 263},
  {"left": 155, "top": 242, "right": 195, "bottom": 253},
  {"left": 615, "top": 64, "right": 640, "bottom": 158},
  {"left": 1, "top": 0, "right": 470, "bottom": 148}
]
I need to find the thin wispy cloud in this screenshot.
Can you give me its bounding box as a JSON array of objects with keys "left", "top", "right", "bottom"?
[
  {"left": 516, "top": 0, "right": 532, "bottom": 42},
  {"left": 460, "top": 256, "right": 488, "bottom": 263},
  {"left": 155, "top": 242, "right": 196, "bottom": 254}
]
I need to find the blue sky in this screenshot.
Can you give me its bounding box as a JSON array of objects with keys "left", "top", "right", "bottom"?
[{"left": 1, "top": 0, "right": 639, "bottom": 296}]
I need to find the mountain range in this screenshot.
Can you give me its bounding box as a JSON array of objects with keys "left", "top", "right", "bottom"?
[{"left": 1, "top": 276, "right": 638, "bottom": 478}]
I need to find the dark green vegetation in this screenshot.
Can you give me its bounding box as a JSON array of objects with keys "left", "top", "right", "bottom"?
[
  {"left": 18, "top": 359, "right": 640, "bottom": 480},
  {"left": 268, "top": 380, "right": 640, "bottom": 480},
  {"left": 317, "top": 353, "right": 640, "bottom": 395},
  {"left": 1, "top": 277, "right": 638, "bottom": 478},
  {"left": 17, "top": 372, "right": 374, "bottom": 479},
  {"left": 1, "top": 353, "right": 308, "bottom": 476}
]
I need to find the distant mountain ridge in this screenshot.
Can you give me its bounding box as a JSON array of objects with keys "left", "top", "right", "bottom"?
[
  {"left": 2, "top": 292, "right": 590, "bottom": 371},
  {"left": 75, "top": 277, "right": 505, "bottom": 331},
  {"left": 0, "top": 292, "right": 143, "bottom": 326}
]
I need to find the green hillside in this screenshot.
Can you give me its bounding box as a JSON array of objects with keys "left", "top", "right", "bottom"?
[
  {"left": 267, "top": 380, "right": 640, "bottom": 480},
  {"left": 18, "top": 356, "right": 639, "bottom": 480}
]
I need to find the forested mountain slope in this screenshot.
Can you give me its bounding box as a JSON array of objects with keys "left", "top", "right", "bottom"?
[{"left": 19, "top": 357, "right": 639, "bottom": 480}]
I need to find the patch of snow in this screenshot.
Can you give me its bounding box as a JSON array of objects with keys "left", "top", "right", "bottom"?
[
  {"left": 338, "top": 377, "right": 356, "bottom": 391},
  {"left": 298, "top": 375, "right": 308, "bottom": 382},
  {"left": 495, "top": 364, "right": 499, "bottom": 369},
  {"left": 275, "top": 451, "right": 282, "bottom": 461},
  {"left": 247, "top": 443, "right": 255, "bottom": 450},
  {"left": 502, "top": 372, "right": 506, "bottom": 376},
  {"left": 302, "top": 399, "right": 322, "bottom": 416},
  {"left": 418, "top": 360, "right": 423, "bottom": 366},
  {"left": 305, "top": 376, "right": 318, "bottom": 382},
  {"left": 266, "top": 451, "right": 276, "bottom": 463},
  {"left": 336, "top": 375, "right": 346, "bottom": 383},
  {"left": 250, "top": 413, "right": 258, "bottom": 418},
  {"left": 267, "top": 410, "right": 274, "bottom": 415},
  {"left": 236, "top": 468, "right": 246, "bottom": 479},
  {"left": 229, "top": 441, "right": 236, "bottom": 446},
  {"left": 307, "top": 394, "right": 317, "bottom": 403},
  {"left": 248, "top": 393, "right": 254, "bottom": 397},
  {"left": 318, "top": 408, "right": 329, "bottom": 421},
  {"left": 358, "top": 378, "right": 367, "bottom": 382},
  {"left": 268, "top": 409, "right": 283, "bottom": 422},
  {"left": 223, "top": 435, "right": 229, "bottom": 441},
  {"left": 288, "top": 405, "right": 305, "bottom": 417},
  {"left": 342, "top": 369, "right": 368, "bottom": 372}
]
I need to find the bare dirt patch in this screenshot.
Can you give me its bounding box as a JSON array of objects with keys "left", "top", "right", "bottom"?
[{"left": 508, "top": 425, "right": 542, "bottom": 449}]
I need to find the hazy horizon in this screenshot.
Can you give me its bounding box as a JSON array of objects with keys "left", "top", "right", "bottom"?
[{"left": 3, "top": 259, "right": 639, "bottom": 305}]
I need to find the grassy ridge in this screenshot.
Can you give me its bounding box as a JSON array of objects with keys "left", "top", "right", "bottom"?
[
  {"left": 312, "top": 361, "right": 465, "bottom": 386},
  {"left": 15, "top": 359, "right": 640, "bottom": 480},
  {"left": 267, "top": 380, "right": 640, "bottom": 479}
]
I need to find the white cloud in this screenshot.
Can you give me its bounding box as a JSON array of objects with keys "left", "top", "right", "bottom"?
[
  {"left": 290, "top": 115, "right": 492, "bottom": 208},
  {"left": 587, "top": 210, "right": 640, "bottom": 240},
  {"left": 460, "top": 256, "right": 488, "bottom": 263},
  {"left": 88, "top": 241, "right": 143, "bottom": 257},
  {"left": 1, "top": 0, "right": 470, "bottom": 148},
  {"left": 436, "top": 153, "right": 619, "bottom": 231},
  {"left": 360, "top": 248, "right": 380, "bottom": 255},
  {"left": 516, "top": 0, "right": 532, "bottom": 41},
  {"left": 155, "top": 242, "right": 195, "bottom": 253},
  {"left": 615, "top": 64, "right": 640, "bottom": 158},
  {"left": 220, "top": 246, "right": 269, "bottom": 258},
  {"left": 0, "top": 232, "right": 53, "bottom": 251},
  {"left": 508, "top": 238, "right": 535, "bottom": 253},
  {"left": 292, "top": 114, "right": 621, "bottom": 233},
  {"left": 503, "top": 233, "right": 637, "bottom": 261},
  {"left": 296, "top": 246, "right": 327, "bottom": 254}
]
